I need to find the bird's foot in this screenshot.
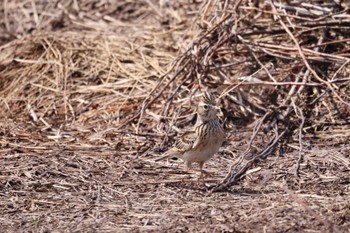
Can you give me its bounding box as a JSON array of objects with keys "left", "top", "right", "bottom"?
[
  {"left": 194, "top": 169, "right": 213, "bottom": 178},
  {"left": 195, "top": 170, "right": 213, "bottom": 187}
]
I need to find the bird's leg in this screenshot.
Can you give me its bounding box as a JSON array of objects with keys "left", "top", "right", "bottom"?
[
  {"left": 197, "top": 162, "right": 213, "bottom": 178},
  {"left": 197, "top": 161, "right": 206, "bottom": 184},
  {"left": 199, "top": 161, "right": 204, "bottom": 177},
  {"left": 184, "top": 160, "right": 192, "bottom": 173}
]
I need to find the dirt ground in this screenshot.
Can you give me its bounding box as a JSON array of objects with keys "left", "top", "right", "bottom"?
[
  {"left": 1, "top": 119, "right": 349, "bottom": 232},
  {"left": 1, "top": 1, "right": 350, "bottom": 232}
]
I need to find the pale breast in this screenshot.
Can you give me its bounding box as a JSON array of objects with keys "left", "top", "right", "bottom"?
[{"left": 183, "top": 119, "right": 225, "bottom": 163}]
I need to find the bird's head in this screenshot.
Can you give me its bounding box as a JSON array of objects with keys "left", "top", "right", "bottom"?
[{"left": 197, "top": 91, "right": 221, "bottom": 121}]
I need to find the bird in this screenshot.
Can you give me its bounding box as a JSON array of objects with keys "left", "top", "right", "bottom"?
[{"left": 155, "top": 91, "right": 226, "bottom": 179}]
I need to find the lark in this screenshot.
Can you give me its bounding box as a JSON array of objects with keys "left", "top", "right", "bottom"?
[{"left": 156, "top": 91, "right": 226, "bottom": 178}]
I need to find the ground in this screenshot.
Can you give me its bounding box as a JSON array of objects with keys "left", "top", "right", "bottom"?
[{"left": 1, "top": 120, "right": 349, "bottom": 232}]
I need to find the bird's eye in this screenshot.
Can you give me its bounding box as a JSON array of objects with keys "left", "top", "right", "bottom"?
[{"left": 203, "top": 104, "right": 209, "bottom": 110}]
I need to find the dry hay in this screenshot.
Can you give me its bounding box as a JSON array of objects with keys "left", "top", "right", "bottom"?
[{"left": 0, "top": 0, "right": 350, "bottom": 232}]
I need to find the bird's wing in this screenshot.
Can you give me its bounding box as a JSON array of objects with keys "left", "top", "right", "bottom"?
[
  {"left": 155, "top": 130, "right": 197, "bottom": 162},
  {"left": 174, "top": 130, "right": 197, "bottom": 152}
]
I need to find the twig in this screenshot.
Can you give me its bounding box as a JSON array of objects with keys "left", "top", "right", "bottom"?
[
  {"left": 211, "top": 118, "right": 287, "bottom": 192},
  {"left": 295, "top": 107, "right": 305, "bottom": 177}
]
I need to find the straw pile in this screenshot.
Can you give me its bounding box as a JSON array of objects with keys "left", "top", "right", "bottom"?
[{"left": 1, "top": 0, "right": 349, "bottom": 232}]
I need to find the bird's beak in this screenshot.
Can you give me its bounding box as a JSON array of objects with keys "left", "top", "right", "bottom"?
[{"left": 215, "top": 106, "right": 223, "bottom": 117}]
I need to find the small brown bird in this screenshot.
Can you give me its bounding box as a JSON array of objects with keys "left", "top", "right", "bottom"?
[{"left": 156, "top": 92, "right": 226, "bottom": 178}]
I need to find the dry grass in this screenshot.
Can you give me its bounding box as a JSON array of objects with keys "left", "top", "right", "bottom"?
[{"left": 1, "top": 0, "right": 350, "bottom": 232}]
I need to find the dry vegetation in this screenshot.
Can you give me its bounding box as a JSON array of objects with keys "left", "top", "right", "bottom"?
[{"left": 1, "top": 0, "right": 350, "bottom": 232}]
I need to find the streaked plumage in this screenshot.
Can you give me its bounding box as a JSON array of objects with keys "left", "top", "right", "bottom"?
[{"left": 156, "top": 91, "right": 225, "bottom": 177}]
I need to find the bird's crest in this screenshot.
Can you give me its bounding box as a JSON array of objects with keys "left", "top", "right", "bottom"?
[{"left": 201, "top": 91, "right": 217, "bottom": 106}]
